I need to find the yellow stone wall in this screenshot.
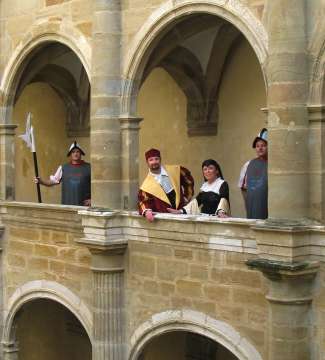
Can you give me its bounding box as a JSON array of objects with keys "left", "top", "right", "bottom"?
[
  {"left": 126, "top": 240, "right": 267, "bottom": 359},
  {"left": 121, "top": 0, "right": 266, "bottom": 49},
  {"left": 2, "top": 205, "right": 92, "bottom": 307},
  {"left": 138, "top": 40, "right": 266, "bottom": 217},
  {"left": 0, "top": 0, "right": 93, "bottom": 69},
  {"left": 13, "top": 83, "right": 90, "bottom": 204}
]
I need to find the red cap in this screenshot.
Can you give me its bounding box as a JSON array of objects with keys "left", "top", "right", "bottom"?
[{"left": 145, "top": 148, "right": 160, "bottom": 160}]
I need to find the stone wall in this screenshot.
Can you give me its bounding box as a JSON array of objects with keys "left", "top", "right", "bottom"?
[
  {"left": 125, "top": 221, "right": 267, "bottom": 359},
  {"left": 0, "top": 203, "right": 92, "bottom": 307},
  {"left": 0, "top": 0, "right": 92, "bottom": 70}
]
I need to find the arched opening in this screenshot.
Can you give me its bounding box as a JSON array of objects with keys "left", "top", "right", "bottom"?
[
  {"left": 136, "top": 13, "right": 266, "bottom": 217},
  {"left": 138, "top": 331, "right": 238, "bottom": 360},
  {"left": 12, "top": 41, "right": 90, "bottom": 203},
  {"left": 11, "top": 298, "right": 92, "bottom": 360}
]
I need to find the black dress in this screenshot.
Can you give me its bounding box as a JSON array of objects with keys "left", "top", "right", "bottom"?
[{"left": 183, "top": 178, "right": 229, "bottom": 215}]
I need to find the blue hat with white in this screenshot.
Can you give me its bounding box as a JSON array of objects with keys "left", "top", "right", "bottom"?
[{"left": 252, "top": 128, "right": 267, "bottom": 148}]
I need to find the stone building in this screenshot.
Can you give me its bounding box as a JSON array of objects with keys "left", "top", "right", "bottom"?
[{"left": 0, "top": 0, "right": 324, "bottom": 359}]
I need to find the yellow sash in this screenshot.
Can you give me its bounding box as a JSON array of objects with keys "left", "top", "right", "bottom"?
[{"left": 140, "top": 165, "right": 181, "bottom": 208}]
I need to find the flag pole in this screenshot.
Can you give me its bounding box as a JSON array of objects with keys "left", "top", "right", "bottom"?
[
  {"left": 33, "top": 152, "right": 42, "bottom": 203},
  {"left": 30, "top": 126, "right": 42, "bottom": 203}
]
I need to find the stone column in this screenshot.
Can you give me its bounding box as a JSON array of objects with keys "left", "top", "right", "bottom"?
[
  {"left": 308, "top": 105, "right": 325, "bottom": 221},
  {"left": 248, "top": 259, "right": 318, "bottom": 360},
  {"left": 78, "top": 210, "right": 127, "bottom": 360},
  {"left": 266, "top": 0, "right": 309, "bottom": 219},
  {"left": 0, "top": 124, "right": 17, "bottom": 200},
  {"left": 91, "top": 0, "right": 122, "bottom": 208},
  {"left": 92, "top": 247, "right": 126, "bottom": 360},
  {"left": 249, "top": 221, "right": 319, "bottom": 360},
  {"left": 120, "top": 117, "right": 142, "bottom": 210}
]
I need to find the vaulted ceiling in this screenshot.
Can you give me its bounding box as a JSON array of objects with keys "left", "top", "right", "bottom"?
[
  {"left": 15, "top": 43, "right": 90, "bottom": 137},
  {"left": 142, "top": 14, "right": 243, "bottom": 136}
]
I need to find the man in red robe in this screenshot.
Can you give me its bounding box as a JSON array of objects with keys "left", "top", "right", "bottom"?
[{"left": 138, "top": 148, "right": 194, "bottom": 222}]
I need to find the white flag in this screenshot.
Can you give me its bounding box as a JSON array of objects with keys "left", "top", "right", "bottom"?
[{"left": 19, "top": 112, "right": 36, "bottom": 152}]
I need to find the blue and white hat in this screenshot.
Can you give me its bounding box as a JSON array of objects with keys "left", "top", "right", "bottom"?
[
  {"left": 67, "top": 141, "right": 85, "bottom": 157},
  {"left": 252, "top": 128, "right": 267, "bottom": 148}
]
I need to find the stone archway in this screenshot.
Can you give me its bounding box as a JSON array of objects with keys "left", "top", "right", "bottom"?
[
  {"left": 121, "top": 0, "right": 268, "bottom": 116},
  {"left": 129, "top": 310, "right": 263, "bottom": 360},
  {"left": 120, "top": 0, "right": 268, "bottom": 215},
  {"left": 1, "top": 18, "right": 90, "bottom": 123},
  {"left": 0, "top": 20, "right": 91, "bottom": 202},
  {"left": 2, "top": 280, "right": 93, "bottom": 358}
]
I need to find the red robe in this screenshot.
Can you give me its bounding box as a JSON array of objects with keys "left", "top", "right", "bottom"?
[{"left": 138, "top": 165, "right": 194, "bottom": 215}]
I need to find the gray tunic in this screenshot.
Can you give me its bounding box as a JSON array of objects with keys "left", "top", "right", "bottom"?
[
  {"left": 61, "top": 162, "right": 91, "bottom": 206},
  {"left": 246, "top": 158, "right": 268, "bottom": 219}
]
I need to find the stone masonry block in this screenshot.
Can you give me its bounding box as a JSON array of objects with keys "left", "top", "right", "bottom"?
[
  {"left": 49, "top": 260, "right": 66, "bottom": 274},
  {"left": 131, "top": 242, "right": 173, "bottom": 257},
  {"left": 76, "top": 22, "right": 92, "bottom": 37},
  {"left": 217, "top": 305, "right": 246, "bottom": 323},
  {"left": 157, "top": 259, "right": 188, "bottom": 281},
  {"left": 28, "top": 258, "right": 49, "bottom": 272},
  {"left": 7, "top": 254, "right": 26, "bottom": 268},
  {"left": 65, "top": 263, "right": 90, "bottom": 276},
  {"left": 9, "top": 240, "right": 34, "bottom": 255},
  {"left": 192, "top": 300, "right": 216, "bottom": 315},
  {"left": 176, "top": 280, "right": 202, "bottom": 298},
  {"left": 160, "top": 282, "right": 175, "bottom": 296},
  {"left": 46, "top": 0, "right": 65, "bottom": 6},
  {"left": 220, "top": 269, "right": 262, "bottom": 288},
  {"left": 10, "top": 226, "right": 40, "bottom": 242},
  {"left": 232, "top": 288, "right": 266, "bottom": 309},
  {"left": 51, "top": 231, "right": 68, "bottom": 245},
  {"left": 143, "top": 280, "right": 159, "bottom": 295},
  {"left": 190, "top": 264, "right": 209, "bottom": 280},
  {"left": 131, "top": 255, "right": 156, "bottom": 277},
  {"left": 34, "top": 244, "right": 58, "bottom": 258},
  {"left": 58, "top": 247, "right": 77, "bottom": 262},
  {"left": 174, "top": 249, "right": 193, "bottom": 260},
  {"left": 76, "top": 248, "right": 91, "bottom": 265},
  {"left": 171, "top": 296, "right": 192, "bottom": 308},
  {"left": 203, "top": 284, "right": 231, "bottom": 302},
  {"left": 237, "top": 326, "right": 265, "bottom": 348}
]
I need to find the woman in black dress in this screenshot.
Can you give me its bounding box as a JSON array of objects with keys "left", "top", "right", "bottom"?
[{"left": 167, "top": 159, "right": 230, "bottom": 217}]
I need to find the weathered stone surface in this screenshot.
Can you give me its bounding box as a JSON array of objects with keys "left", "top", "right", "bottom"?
[
  {"left": 131, "top": 255, "right": 156, "bottom": 276},
  {"left": 157, "top": 259, "right": 188, "bottom": 281},
  {"left": 0, "top": 0, "right": 324, "bottom": 358}
]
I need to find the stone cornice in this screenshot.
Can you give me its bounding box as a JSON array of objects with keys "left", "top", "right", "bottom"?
[
  {"left": 0, "top": 201, "right": 84, "bottom": 233},
  {"left": 2, "top": 203, "right": 325, "bottom": 262}
]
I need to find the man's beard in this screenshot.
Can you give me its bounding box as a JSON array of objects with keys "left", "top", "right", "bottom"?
[{"left": 150, "top": 164, "right": 160, "bottom": 171}]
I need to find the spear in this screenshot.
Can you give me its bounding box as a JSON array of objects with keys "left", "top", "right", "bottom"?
[{"left": 19, "top": 112, "right": 42, "bottom": 203}]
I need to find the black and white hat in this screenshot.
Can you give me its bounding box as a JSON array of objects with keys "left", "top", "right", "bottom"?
[
  {"left": 252, "top": 128, "right": 268, "bottom": 148},
  {"left": 67, "top": 141, "right": 85, "bottom": 157}
]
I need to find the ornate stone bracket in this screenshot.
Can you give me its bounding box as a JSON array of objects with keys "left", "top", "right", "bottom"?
[{"left": 2, "top": 341, "right": 19, "bottom": 360}]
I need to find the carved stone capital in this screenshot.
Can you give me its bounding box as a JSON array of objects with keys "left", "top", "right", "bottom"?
[{"left": 0, "top": 124, "right": 17, "bottom": 136}]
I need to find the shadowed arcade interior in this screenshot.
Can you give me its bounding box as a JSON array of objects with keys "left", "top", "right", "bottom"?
[
  {"left": 137, "top": 13, "right": 266, "bottom": 217},
  {"left": 138, "top": 331, "right": 238, "bottom": 360},
  {"left": 14, "top": 298, "right": 91, "bottom": 360},
  {"left": 13, "top": 42, "right": 90, "bottom": 204}
]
